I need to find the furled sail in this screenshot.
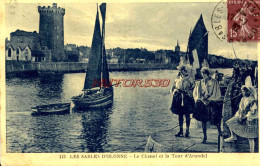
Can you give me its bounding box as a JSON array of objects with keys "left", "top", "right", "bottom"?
[
  {"left": 100, "top": 3, "right": 111, "bottom": 87},
  {"left": 188, "top": 14, "right": 208, "bottom": 68},
  {"left": 192, "top": 49, "right": 200, "bottom": 69},
  {"left": 83, "top": 8, "right": 102, "bottom": 90}
]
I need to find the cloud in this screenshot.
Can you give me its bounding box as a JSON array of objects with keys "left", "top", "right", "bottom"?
[{"left": 5, "top": 3, "right": 258, "bottom": 60}]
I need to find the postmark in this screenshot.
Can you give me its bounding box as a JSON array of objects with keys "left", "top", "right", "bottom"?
[
  {"left": 227, "top": 0, "right": 260, "bottom": 42},
  {"left": 211, "top": 0, "right": 227, "bottom": 42}
]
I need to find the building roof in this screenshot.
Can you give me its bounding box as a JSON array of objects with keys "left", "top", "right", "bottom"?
[
  {"left": 10, "top": 29, "right": 38, "bottom": 37},
  {"left": 8, "top": 29, "right": 42, "bottom": 52}
]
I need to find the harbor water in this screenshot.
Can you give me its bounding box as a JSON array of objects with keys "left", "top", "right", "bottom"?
[{"left": 6, "top": 69, "right": 232, "bottom": 152}]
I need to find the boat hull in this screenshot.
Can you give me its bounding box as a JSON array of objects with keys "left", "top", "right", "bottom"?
[
  {"left": 72, "top": 90, "right": 113, "bottom": 109},
  {"left": 31, "top": 103, "right": 71, "bottom": 115}
]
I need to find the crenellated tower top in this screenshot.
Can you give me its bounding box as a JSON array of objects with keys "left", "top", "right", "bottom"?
[{"left": 38, "top": 3, "right": 65, "bottom": 15}]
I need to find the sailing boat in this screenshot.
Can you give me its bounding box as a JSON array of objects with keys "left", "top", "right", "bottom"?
[
  {"left": 181, "top": 14, "right": 209, "bottom": 79},
  {"left": 72, "top": 3, "right": 113, "bottom": 109}
]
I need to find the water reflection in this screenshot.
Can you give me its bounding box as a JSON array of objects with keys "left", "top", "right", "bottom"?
[
  {"left": 26, "top": 114, "right": 73, "bottom": 152},
  {"left": 78, "top": 107, "right": 112, "bottom": 152},
  {"left": 36, "top": 74, "right": 63, "bottom": 101}
]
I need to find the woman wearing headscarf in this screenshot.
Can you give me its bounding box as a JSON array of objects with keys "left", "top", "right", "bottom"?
[
  {"left": 170, "top": 64, "right": 195, "bottom": 138},
  {"left": 193, "top": 67, "right": 222, "bottom": 143},
  {"left": 224, "top": 76, "right": 258, "bottom": 152}
]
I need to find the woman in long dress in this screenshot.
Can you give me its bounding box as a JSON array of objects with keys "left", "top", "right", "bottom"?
[
  {"left": 170, "top": 65, "right": 195, "bottom": 137},
  {"left": 224, "top": 82, "right": 258, "bottom": 143},
  {"left": 193, "top": 67, "right": 222, "bottom": 143}
]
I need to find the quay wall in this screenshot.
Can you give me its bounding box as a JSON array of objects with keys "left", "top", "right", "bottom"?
[{"left": 6, "top": 61, "right": 177, "bottom": 74}]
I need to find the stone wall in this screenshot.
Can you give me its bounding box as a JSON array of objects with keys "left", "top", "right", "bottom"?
[{"left": 6, "top": 61, "right": 177, "bottom": 74}]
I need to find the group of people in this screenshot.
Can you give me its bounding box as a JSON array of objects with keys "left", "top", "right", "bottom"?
[
  {"left": 170, "top": 64, "right": 258, "bottom": 147},
  {"left": 232, "top": 61, "right": 257, "bottom": 87}
]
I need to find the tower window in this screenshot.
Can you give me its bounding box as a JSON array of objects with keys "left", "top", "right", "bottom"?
[{"left": 16, "top": 49, "right": 19, "bottom": 55}]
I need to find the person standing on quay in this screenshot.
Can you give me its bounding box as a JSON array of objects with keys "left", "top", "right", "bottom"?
[
  {"left": 170, "top": 65, "right": 195, "bottom": 138},
  {"left": 193, "top": 67, "right": 221, "bottom": 143}
]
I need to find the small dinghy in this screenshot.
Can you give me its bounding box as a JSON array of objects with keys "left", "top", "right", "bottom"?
[{"left": 31, "top": 103, "right": 71, "bottom": 115}]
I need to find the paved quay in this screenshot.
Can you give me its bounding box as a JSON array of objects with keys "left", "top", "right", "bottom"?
[{"left": 144, "top": 120, "right": 258, "bottom": 153}]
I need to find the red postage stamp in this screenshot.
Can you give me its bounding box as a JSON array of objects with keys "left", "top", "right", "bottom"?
[{"left": 227, "top": 0, "right": 260, "bottom": 42}]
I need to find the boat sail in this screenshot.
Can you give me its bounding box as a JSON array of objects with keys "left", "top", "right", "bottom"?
[
  {"left": 181, "top": 14, "right": 209, "bottom": 79},
  {"left": 72, "top": 3, "right": 113, "bottom": 109},
  {"left": 188, "top": 14, "right": 208, "bottom": 67}
]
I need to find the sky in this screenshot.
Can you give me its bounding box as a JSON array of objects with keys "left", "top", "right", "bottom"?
[{"left": 5, "top": 2, "right": 258, "bottom": 60}]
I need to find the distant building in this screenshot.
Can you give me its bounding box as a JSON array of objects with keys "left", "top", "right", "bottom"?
[
  {"left": 77, "top": 45, "right": 91, "bottom": 62},
  {"left": 65, "top": 44, "right": 77, "bottom": 51},
  {"left": 5, "top": 30, "right": 51, "bottom": 62},
  {"left": 136, "top": 58, "right": 146, "bottom": 63},
  {"left": 172, "top": 40, "right": 184, "bottom": 64},
  {"left": 175, "top": 40, "right": 180, "bottom": 54},
  {"left": 108, "top": 57, "right": 119, "bottom": 63},
  {"left": 65, "top": 44, "right": 79, "bottom": 62},
  {"left": 64, "top": 44, "right": 91, "bottom": 62},
  {"left": 165, "top": 54, "right": 171, "bottom": 64},
  {"left": 155, "top": 45, "right": 182, "bottom": 64},
  {"left": 155, "top": 50, "right": 166, "bottom": 63}
]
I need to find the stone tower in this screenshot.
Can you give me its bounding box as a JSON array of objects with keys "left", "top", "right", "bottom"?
[{"left": 38, "top": 3, "right": 66, "bottom": 61}]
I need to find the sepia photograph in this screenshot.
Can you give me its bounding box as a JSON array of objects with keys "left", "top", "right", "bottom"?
[{"left": 1, "top": 0, "right": 260, "bottom": 165}]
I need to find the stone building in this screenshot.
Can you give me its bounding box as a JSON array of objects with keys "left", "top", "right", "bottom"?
[
  {"left": 65, "top": 44, "right": 77, "bottom": 51},
  {"left": 77, "top": 45, "right": 90, "bottom": 62},
  {"left": 65, "top": 44, "right": 79, "bottom": 61},
  {"left": 155, "top": 50, "right": 166, "bottom": 63},
  {"left": 6, "top": 3, "right": 66, "bottom": 62},
  {"left": 5, "top": 30, "right": 51, "bottom": 62},
  {"left": 38, "top": 3, "right": 66, "bottom": 61},
  {"left": 154, "top": 41, "right": 182, "bottom": 64}
]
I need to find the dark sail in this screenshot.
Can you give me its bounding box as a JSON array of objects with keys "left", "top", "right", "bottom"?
[
  {"left": 188, "top": 14, "right": 208, "bottom": 67},
  {"left": 83, "top": 8, "right": 102, "bottom": 90},
  {"left": 100, "top": 3, "right": 106, "bottom": 24},
  {"left": 100, "top": 3, "right": 111, "bottom": 87}
]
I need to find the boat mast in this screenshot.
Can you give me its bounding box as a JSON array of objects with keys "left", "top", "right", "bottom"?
[
  {"left": 99, "top": 3, "right": 103, "bottom": 89},
  {"left": 100, "top": 3, "right": 110, "bottom": 88}
]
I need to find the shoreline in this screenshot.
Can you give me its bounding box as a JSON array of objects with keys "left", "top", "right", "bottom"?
[
  {"left": 6, "top": 61, "right": 178, "bottom": 76},
  {"left": 5, "top": 61, "right": 234, "bottom": 77}
]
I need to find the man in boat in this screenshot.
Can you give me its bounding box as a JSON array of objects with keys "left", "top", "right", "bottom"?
[
  {"left": 193, "top": 67, "right": 222, "bottom": 143},
  {"left": 170, "top": 64, "right": 195, "bottom": 138},
  {"left": 83, "top": 87, "right": 100, "bottom": 97}
]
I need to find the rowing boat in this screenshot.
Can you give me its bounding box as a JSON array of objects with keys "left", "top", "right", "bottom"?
[{"left": 31, "top": 103, "right": 71, "bottom": 115}]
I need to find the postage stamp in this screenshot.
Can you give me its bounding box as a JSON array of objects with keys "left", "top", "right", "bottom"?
[{"left": 227, "top": 0, "right": 260, "bottom": 42}]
